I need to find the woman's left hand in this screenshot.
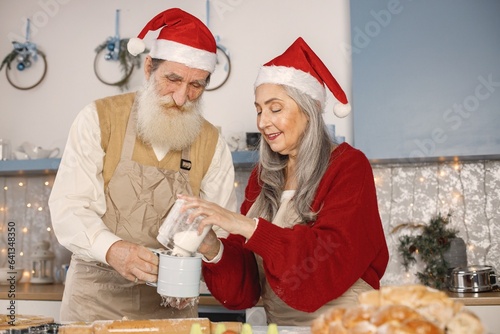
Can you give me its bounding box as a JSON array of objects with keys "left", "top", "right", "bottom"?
[{"left": 177, "top": 194, "right": 257, "bottom": 239}]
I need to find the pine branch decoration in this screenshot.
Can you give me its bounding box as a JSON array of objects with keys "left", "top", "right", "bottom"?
[
  {"left": 396, "top": 213, "right": 458, "bottom": 290},
  {"left": 0, "top": 49, "right": 18, "bottom": 71},
  {"left": 94, "top": 38, "right": 148, "bottom": 91}
]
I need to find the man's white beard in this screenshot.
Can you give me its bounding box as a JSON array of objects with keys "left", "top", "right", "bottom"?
[{"left": 136, "top": 77, "right": 204, "bottom": 151}]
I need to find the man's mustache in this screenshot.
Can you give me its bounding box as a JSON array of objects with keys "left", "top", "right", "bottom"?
[{"left": 161, "top": 101, "right": 194, "bottom": 113}]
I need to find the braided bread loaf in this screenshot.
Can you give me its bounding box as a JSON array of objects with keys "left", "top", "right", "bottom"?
[{"left": 311, "top": 285, "right": 484, "bottom": 334}]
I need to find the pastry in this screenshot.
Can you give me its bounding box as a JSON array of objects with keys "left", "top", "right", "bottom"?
[{"left": 311, "top": 285, "right": 485, "bottom": 334}]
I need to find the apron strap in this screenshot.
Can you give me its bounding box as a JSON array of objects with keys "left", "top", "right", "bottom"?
[
  {"left": 121, "top": 103, "right": 138, "bottom": 161},
  {"left": 179, "top": 144, "right": 191, "bottom": 184}
]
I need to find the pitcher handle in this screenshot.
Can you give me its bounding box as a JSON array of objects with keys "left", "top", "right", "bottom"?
[
  {"left": 49, "top": 147, "right": 60, "bottom": 158},
  {"left": 146, "top": 248, "right": 161, "bottom": 287}
]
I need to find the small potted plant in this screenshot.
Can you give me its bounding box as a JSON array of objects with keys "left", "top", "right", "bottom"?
[{"left": 395, "top": 213, "right": 466, "bottom": 290}]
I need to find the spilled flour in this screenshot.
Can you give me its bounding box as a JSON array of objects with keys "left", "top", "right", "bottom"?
[{"left": 161, "top": 295, "right": 199, "bottom": 309}]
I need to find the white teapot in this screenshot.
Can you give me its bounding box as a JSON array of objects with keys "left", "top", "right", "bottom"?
[{"left": 20, "top": 142, "right": 60, "bottom": 159}]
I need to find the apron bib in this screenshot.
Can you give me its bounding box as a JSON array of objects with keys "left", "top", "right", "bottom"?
[
  {"left": 61, "top": 107, "right": 197, "bottom": 322},
  {"left": 248, "top": 193, "right": 373, "bottom": 326}
]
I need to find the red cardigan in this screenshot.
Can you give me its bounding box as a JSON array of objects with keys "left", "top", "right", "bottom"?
[{"left": 202, "top": 143, "right": 389, "bottom": 312}]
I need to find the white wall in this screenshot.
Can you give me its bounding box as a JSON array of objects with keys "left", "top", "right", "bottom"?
[{"left": 0, "top": 0, "right": 352, "bottom": 155}]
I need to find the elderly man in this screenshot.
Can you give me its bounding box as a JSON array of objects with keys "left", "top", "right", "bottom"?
[{"left": 49, "top": 8, "right": 236, "bottom": 322}]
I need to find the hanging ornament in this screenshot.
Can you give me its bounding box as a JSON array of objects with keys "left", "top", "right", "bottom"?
[
  {"left": 204, "top": 0, "right": 231, "bottom": 91},
  {"left": 0, "top": 19, "right": 48, "bottom": 90},
  {"left": 93, "top": 9, "right": 146, "bottom": 91}
]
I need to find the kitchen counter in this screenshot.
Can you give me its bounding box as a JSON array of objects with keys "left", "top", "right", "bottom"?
[
  {"left": 0, "top": 283, "right": 225, "bottom": 306},
  {"left": 446, "top": 290, "right": 500, "bottom": 306},
  {"left": 2, "top": 283, "right": 500, "bottom": 306}
]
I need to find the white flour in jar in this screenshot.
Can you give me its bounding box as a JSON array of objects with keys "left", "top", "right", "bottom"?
[{"left": 172, "top": 230, "right": 205, "bottom": 256}]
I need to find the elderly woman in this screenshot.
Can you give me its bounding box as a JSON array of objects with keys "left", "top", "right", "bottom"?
[{"left": 179, "top": 37, "right": 389, "bottom": 326}]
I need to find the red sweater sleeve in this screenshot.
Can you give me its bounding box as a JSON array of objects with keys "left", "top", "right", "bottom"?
[
  {"left": 202, "top": 167, "right": 263, "bottom": 310},
  {"left": 202, "top": 234, "right": 261, "bottom": 309}
]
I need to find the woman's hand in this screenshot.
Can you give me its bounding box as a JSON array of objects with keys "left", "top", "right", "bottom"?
[
  {"left": 198, "top": 229, "right": 221, "bottom": 261},
  {"left": 177, "top": 194, "right": 257, "bottom": 240}
]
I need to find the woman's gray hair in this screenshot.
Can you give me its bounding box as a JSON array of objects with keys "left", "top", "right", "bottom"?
[{"left": 251, "top": 85, "right": 335, "bottom": 223}]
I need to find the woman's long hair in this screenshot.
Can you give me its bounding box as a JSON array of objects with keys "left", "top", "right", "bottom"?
[{"left": 251, "top": 85, "right": 335, "bottom": 223}]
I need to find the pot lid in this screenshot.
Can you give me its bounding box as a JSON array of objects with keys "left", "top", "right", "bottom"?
[{"left": 450, "top": 265, "right": 493, "bottom": 274}]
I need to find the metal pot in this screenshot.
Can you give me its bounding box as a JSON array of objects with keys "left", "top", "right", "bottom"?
[{"left": 447, "top": 265, "right": 498, "bottom": 292}]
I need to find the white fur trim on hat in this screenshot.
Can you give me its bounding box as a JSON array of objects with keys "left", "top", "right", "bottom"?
[
  {"left": 254, "top": 66, "right": 326, "bottom": 108},
  {"left": 150, "top": 40, "right": 216, "bottom": 73}
]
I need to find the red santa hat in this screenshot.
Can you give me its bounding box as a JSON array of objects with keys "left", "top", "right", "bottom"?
[
  {"left": 254, "top": 37, "right": 351, "bottom": 118},
  {"left": 127, "top": 8, "right": 217, "bottom": 73}
]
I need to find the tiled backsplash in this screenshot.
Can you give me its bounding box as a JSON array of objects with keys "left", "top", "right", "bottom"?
[
  {"left": 235, "top": 159, "right": 500, "bottom": 286},
  {"left": 1, "top": 158, "right": 498, "bottom": 286}
]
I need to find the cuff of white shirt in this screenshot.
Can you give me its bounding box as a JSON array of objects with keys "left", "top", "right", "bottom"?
[
  {"left": 90, "top": 230, "right": 122, "bottom": 265},
  {"left": 244, "top": 217, "right": 260, "bottom": 244},
  {"left": 202, "top": 240, "right": 224, "bottom": 264}
]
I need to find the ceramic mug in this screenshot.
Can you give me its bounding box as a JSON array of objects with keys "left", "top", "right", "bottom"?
[
  {"left": 246, "top": 132, "right": 261, "bottom": 151},
  {"left": 147, "top": 249, "right": 202, "bottom": 298}
]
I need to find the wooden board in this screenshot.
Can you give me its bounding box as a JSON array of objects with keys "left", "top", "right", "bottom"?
[
  {"left": 0, "top": 314, "right": 54, "bottom": 330},
  {"left": 59, "top": 319, "right": 242, "bottom": 334}
]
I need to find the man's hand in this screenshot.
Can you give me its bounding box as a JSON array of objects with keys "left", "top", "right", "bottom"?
[{"left": 106, "top": 240, "right": 159, "bottom": 283}]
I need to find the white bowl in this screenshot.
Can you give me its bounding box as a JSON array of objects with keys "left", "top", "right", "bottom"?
[
  {"left": 14, "top": 151, "right": 29, "bottom": 160},
  {"left": 0, "top": 267, "right": 25, "bottom": 285},
  {"left": 19, "top": 142, "right": 60, "bottom": 159},
  {"left": 25, "top": 147, "right": 60, "bottom": 159}
]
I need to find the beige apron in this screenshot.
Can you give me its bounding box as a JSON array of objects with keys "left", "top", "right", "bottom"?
[
  {"left": 249, "top": 191, "right": 373, "bottom": 326},
  {"left": 61, "top": 108, "right": 197, "bottom": 322}
]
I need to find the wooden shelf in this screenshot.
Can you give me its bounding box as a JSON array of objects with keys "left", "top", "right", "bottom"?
[
  {"left": 231, "top": 150, "right": 259, "bottom": 168},
  {"left": 0, "top": 152, "right": 258, "bottom": 176},
  {"left": 0, "top": 158, "right": 61, "bottom": 175}
]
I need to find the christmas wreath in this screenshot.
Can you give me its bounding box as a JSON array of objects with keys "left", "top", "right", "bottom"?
[
  {"left": 0, "top": 19, "right": 48, "bottom": 90},
  {"left": 93, "top": 38, "right": 147, "bottom": 91},
  {"left": 93, "top": 9, "right": 148, "bottom": 91}
]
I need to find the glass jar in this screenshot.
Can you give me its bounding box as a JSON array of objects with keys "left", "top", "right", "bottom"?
[
  {"left": 0, "top": 139, "right": 11, "bottom": 160},
  {"left": 157, "top": 199, "right": 211, "bottom": 257}
]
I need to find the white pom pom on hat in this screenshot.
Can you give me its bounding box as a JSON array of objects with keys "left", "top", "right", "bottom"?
[
  {"left": 127, "top": 37, "right": 145, "bottom": 56},
  {"left": 333, "top": 102, "right": 351, "bottom": 118},
  {"left": 254, "top": 37, "right": 351, "bottom": 118},
  {"left": 127, "top": 8, "right": 217, "bottom": 73}
]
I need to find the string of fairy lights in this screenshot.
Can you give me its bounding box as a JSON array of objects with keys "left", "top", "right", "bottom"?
[
  {"left": 1, "top": 175, "right": 55, "bottom": 280},
  {"left": 372, "top": 158, "right": 498, "bottom": 284}
]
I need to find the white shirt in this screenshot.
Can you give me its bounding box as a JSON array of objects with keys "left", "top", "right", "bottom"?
[{"left": 48, "top": 102, "right": 237, "bottom": 264}]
